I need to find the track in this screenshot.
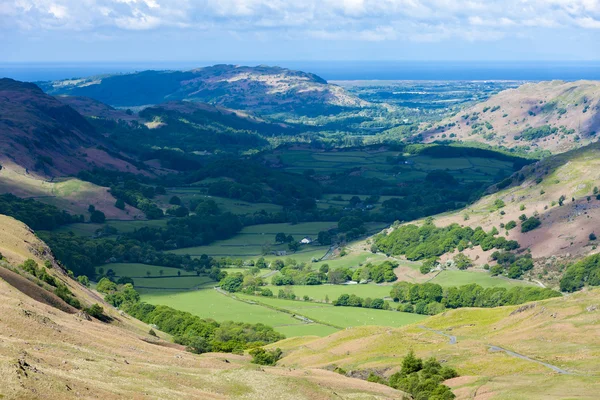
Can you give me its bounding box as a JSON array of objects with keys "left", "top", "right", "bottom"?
[{"left": 417, "top": 325, "right": 573, "bottom": 374}]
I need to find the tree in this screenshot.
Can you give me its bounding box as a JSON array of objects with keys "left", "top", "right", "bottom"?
[
  {"left": 454, "top": 253, "right": 473, "bottom": 270},
  {"left": 85, "top": 304, "right": 105, "bottom": 319},
  {"left": 169, "top": 196, "right": 182, "bottom": 205},
  {"left": 96, "top": 277, "right": 117, "bottom": 293},
  {"left": 317, "top": 231, "right": 332, "bottom": 245},
  {"left": 590, "top": 233, "right": 597, "bottom": 241},
  {"left": 249, "top": 348, "right": 282, "bottom": 366},
  {"left": 90, "top": 210, "right": 106, "bottom": 223},
  {"left": 275, "top": 232, "right": 287, "bottom": 243},
  {"left": 88, "top": 204, "right": 95, "bottom": 213},
  {"left": 288, "top": 241, "right": 300, "bottom": 252},
  {"left": 77, "top": 275, "right": 90, "bottom": 287},
  {"left": 521, "top": 217, "right": 541, "bottom": 233},
  {"left": 401, "top": 350, "right": 423, "bottom": 376},
  {"left": 115, "top": 199, "right": 126, "bottom": 210},
  {"left": 219, "top": 273, "right": 244, "bottom": 292}
]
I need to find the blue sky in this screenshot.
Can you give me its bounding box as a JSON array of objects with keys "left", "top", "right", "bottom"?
[{"left": 1, "top": 0, "right": 600, "bottom": 62}]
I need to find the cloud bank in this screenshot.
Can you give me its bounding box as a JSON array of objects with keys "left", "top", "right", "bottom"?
[{"left": 2, "top": 0, "right": 600, "bottom": 42}]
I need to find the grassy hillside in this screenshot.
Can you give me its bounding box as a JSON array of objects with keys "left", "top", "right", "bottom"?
[
  {"left": 275, "top": 289, "right": 600, "bottom": 399},
  {"left": 420, "top": 80, "right": 600, "bottom": 154},
  {"left": 420, "top": 141, "right": 600, "bottom": 287}
]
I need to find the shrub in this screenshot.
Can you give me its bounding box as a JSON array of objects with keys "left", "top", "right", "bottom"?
[
  {"left": 249, "top": 347, "right": 282, "bottom": 366},
  {"left": 521, "top": 217, "right": 541, "bottom": 233}
]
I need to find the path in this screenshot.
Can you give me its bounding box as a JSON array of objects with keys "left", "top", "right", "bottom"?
[
  {"left": 417, "top": 326, "right": 573, "bottom": 374},
  {"left": 487, "top": 345, "right": 572, "bottom": 374},
  {"left": 418, "top": 325, "right": 457, "bottom": 344}
]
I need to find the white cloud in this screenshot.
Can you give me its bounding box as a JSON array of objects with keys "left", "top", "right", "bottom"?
[{"left": 1, "top": 0, "right": 599, "bottom": 42}]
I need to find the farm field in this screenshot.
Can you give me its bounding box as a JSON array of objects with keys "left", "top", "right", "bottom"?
[
  {"left": 265, "top": 148, "right": 515, "bottom": 185},
  {"left": 156, "top": 189, "right": 284, "bottom": 215},
  {"left": 428, "top": 269, "right": 538, "bottom": 288},
  {"left": 168, "top": 222, "right": 387, "bottom": 261},
  {"left": 235, "top": 293, "right": 427, "bottom": 329},
  {"left": 264, "top": 283, "right": 394, "bottom": 302},
  {"left": 52, "top": 218, "right": 169, "bottom": 236},
  {"left": 96, "top": 263, "right": 197, "bottom": 277},
  {"left": 141, "top": 286, "right": 426, "bottom": 336},
  {"left": 141, "top": 287, "right": 334, "bottom": 336}
]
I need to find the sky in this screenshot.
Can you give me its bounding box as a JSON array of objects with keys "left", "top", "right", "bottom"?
[{"left": 1, "top": 0, "right": 600, "bottom": 62}]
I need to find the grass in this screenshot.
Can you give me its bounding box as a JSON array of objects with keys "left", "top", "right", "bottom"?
[
  {"left": 265, "top": 283, "right": 394, "bottom": 302},
  {"left": 141, "top": 287, "right": 318, "bottom": 334},
  {"left": 134, "top": 276, "right": 213, "bottom": 290},
  {"left": 267, "top": 148, "right": 514, "bottom": 185},
  {"left": 428, "top": 269, "right": 537, "bottom": 288},
  {"left": 52, "top": 219, "right": 169, "bottom": 236},
  {"left": 157, "top": 189, "right": 284, "bottom": 215},
  {"left": 96, "top": 263, "right": 197, "bottom": 277},
  {"left": 237, "top": 294, "right": 427, "bottom": 329},
  {"left": 141, "top": 284, "right": 427, "bottom": 337}
]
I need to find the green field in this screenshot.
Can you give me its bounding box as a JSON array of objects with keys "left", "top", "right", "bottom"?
[
  {"left": 142, "top": 287, "right": 325, "bottom": 335},
  {"left": 52, "top": 219, "right": 169, "bottom": 237},
  {"left": 167, "top": 222, "right": 386, "bottom": 262},
  {"left": 428, "top": 269, "right": 537, "bottom": 288},
  {"left": 96, "top": 263, "right": 197, "bottom": 277},
  {"left": 141, "top": 286, "right": 427, "bottom": 337},
  {"left": 236, "top": 294, "right": 427, "bottom": 329},
  {"left": 157, "top": 189, "right": 284, "bottom": 215},
  {"left": 265, "top": 283, "right": 393, "bottom": 302},
  {"left": 265, "top": 148, "right": 514, "bottom": 185}
]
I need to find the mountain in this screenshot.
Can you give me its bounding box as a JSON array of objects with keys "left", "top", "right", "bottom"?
[
  {"left": 419, "top": 80, "right": 600, "bottom": 154},
  {"left": 40, "top": 65, "right": 369, "bottom": 115},
  {"left": 0, "top": 214, "right": 403, "bottom": 399},
  {"left": 0, "top": 78, "right": 143, "bottom": 177}
]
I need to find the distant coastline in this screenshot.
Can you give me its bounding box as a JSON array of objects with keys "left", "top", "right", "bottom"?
[{"left": 2, "top": 60, "right": 600, "bottom": 82}]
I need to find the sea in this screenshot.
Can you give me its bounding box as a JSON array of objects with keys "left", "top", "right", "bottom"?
[{"left": 1, "top": 61, "right": 599, "bottom": 82}]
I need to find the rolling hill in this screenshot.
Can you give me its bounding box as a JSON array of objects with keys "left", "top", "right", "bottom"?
[
  {"left": 40, "top": 65, "right": 369, "bottom": 115},
  {"left": 420, "top": 80, "right": 600, "bottom": 154}
]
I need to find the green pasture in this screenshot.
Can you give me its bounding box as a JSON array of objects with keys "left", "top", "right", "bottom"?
[
  {"left": 428, "top": 269, "right": 537, "bottom": 288},
  {"left": 268, "top": 148, "right": 514, "bottom": 185},
  {"left": 265, "top": 283, "right": 394, "bottom": 302},
  {"left": 236, "top": 294, "right": 427, "bottom": 329},
  {"left": 141, "top": 287, "right": 333, "bottom": 336},
  {"left": 158, "top": 189, "right": 283, "bottom": 215},
  {"left": 167, "top": 222, "right": 342, "bottom": 259},
  {"left": 96, "top": 263, "right": 197, "bottom": 277},
  {"left": 52, "top": 219, "right": 169, "bottom": 237}
]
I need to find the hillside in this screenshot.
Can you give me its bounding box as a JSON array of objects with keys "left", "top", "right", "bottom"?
[
  {"left": 420, "top": 80, "right": 600, "bottom": 154},
  {"left": 369, "top": 140, "right": 600, "bottom": 289},
  {"left": 0, "top": 214, "right": 404, "bottom": 399},
  {"left": 40, "top": 65, "right": 368, "bottom": 115},
  {"left": 0, "top": 78, "right": 143, "bottom": 178},
  {"left": 59, "top": 97, "right": 297, "bottom": 154},
  {"left": 275, "top": 289, "right": 600, "bottom": 399}
]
